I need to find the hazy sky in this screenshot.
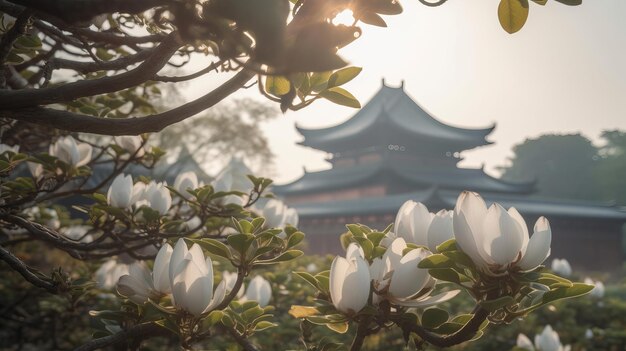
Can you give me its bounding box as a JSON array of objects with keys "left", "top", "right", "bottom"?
[{"left": 181, "top": 0, "right": 626, "bottom": 184}]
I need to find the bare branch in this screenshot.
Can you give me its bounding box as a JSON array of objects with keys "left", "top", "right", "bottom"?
[
  {"left": 153, "top": 60, "right": 222, "bottom": 82},
  {"left": 0, "top": 68, "right": 256, "bottom": 135},
  {"left": 0, "top": 32, "right": 182, "bottom": 108},
  {"left": 0, "top": 245, "right": 58, "bottom": 293}
]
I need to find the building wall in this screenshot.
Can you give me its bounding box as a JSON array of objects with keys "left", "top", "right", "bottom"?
[{"left": 298, "top": 214, "right": 625, "bottom": 273}]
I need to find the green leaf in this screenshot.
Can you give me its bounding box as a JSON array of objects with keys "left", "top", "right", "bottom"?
[
  {"left": 498, "top": 0, "right": 529, "bottom": 34},
  {"left": 256, "top": 250, "right": 303, "bottom": 265},
  {"left": 319, "top": 87, "right": 361, "bottom": 108},
  {"left": 195, "top": 239, "right": 231, "bottom": 259},
  {"left": 435, "top": 239, "right": 457, "bottom": 252},
  {"left": 266, "top": 75, "right": 291, "bottom": 96},
  {"left": 542, "top": 283, "right": 594, "bottom": 304},
  {"left": 531, "top": 0, "right": 547, "bottom": 4},
  {"left": 480, "top": 296, "right": 515, "bottom": 312},
  {"left": 287, "top": 231, "right": 305, "bottom": 248},
  {"left": 442, "top": 251, "right": 474, "bottom": 268},
  {"left": 418, "top": 254, "right": 454, "bottom": 269},
  {"left": 293, "top": 271, "right": 320, "bottom": 290},
  {"left": 421, "top": 308, "right": 449, "bottom": 329},
  {"left": 428, "top": 268, "right": 461, "bottom": 284},
  {"left": 227, "top": 233, "right": 256, "bottom": 254},
  {"left": 328, "top": 67, "right": 362, "bottom": 87},
  {"left": 326, "top": 321, "right": 349, "bottom": 334},
  {"left": 309, "top": 71, "right": 332, "bottom": 92},
  {"left": 204, "top": 310, "right": 224, "bottom": 327},
  {"left": 254, "top": 321, "right": 277, "bottom": 331},
  {"left": 289, "top": 305, "right": 320, "bottom": 318},
  {"left": 15, "top": 35, "right": 42, "bottom": 49},
  {"left": 356, "top": 11, "right": 387, "bottom": 27}
]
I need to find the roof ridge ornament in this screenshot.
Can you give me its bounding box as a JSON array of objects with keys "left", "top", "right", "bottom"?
[{"left": 382, "top": 77, "right": 386, "bottom": 87}]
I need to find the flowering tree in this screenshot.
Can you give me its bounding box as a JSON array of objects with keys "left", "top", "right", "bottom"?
[{"left": 0, "top": 0, "right": 590, "bottom": 350}]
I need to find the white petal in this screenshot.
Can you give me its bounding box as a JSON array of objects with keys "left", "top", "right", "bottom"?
[
  {"left": 204, "top": 280, "right": 227, "bottom": 313},
  {"left": 169, "top": 239, "right": 189, "bottom": 286},
  {"left": 517, "top": 217, "right": 552, "bottom": 271},
  {"left": 329, "top": 256, "right": 350, "bottom": 312},
  {"left": 392, "top": 289, "right": 460, "bottom": 308},
  {"left": 508, "top": 207, "right": 529, "bottom": 253},
  {"left": 516, "top": 333, "right": 535, "bottom": 351},
  {"left": 153, "top": 244, "right": 173, "bottom": 293},
  {"left": 340, "top": 257, "right": 370, "bottom": 313},
  {"left": 394, "top": 201, "right": 416, "bottom": 242},
  {"left": 388, "top": 249, "right": 430, "bottom": 299},
  {"left": 482, "top": 204, "right": 525, "bottom": 265},
  {"left": 427, "top": 210, "right": 453, "bottom": 251},
  {"left": 345, "top": 243, "right": 365, "bottom": 260},
  {"left": 409, "top": 202, "right": 433, "bottom": 246},
  {"left": 453, "top": 192, "right": 489, "bottom": 266}
]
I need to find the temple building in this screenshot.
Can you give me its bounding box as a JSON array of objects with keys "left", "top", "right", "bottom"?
[{"left": 274, "top": 81, "right": 626, "bottom": 272}]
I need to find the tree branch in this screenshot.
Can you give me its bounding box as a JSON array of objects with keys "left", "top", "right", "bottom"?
[
  {"left": 0, "top": 245, "right": 58, "bottom": 293},
  {"left": 0, "top": 9, "right": 32, "bottom": 65},
  {"left": 9, "top": 0, "right": 172, "bottom": 24},
  {"left": 0, "top": 32, "right": 181, "bottom": 108},
  {"left": 0, "top": 68, "right": 256, "bottom": 134},
  {"left": 399, "top": 307, "right": 490, "bottom": 348},
  {"left": 220, "top": 325, "right": 260, "bottom": 351}
]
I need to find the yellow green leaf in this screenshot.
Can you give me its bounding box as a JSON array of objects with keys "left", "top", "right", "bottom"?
[{"left": 498, "top": 0, "right": 529, "bottom": 34}]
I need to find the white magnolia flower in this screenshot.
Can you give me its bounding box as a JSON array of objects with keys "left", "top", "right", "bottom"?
[
  {"left": 152, "top": 244, "right": 173, "bottom": 294},
  {"left": 259, "top": 199, "right": 298, "bottom": 229},
  {"left": 243, "top": 275, "right": 272, "bottom": 307},
  {"left": 0, "top": 143, "right": 19, "bottom": 155},
  {"left": 329, "top": 243, "right": 370, "bottom": 314},
  {"left": 394, "top": 200, "right": 453, "bottom": 251},
  {"left": 28, "top": 162, "right": 44, "bottom": 180},
  {"left": 584, "top": 277, "right": 605, "bottom": 298},
  {"left": 212, "top": 158, "right": 253, "bottom": 206},
  {"left": 518, "top": 325, "right": 571, "bottom": 351},
  {"left": 117, "top": 262, "right": 155, "bottom": 304},
  {"left": 107, "top": 174, "right": 134, "bottom": 209},
  {"left": 174, "top": 171, "right": 198, "bottom": 199},
  {"left": 142, "top": 181, "right": 172, "bottom": 215},
  {"left": 114, "top": 135, "right": 145, "bottom": 157},
  {"left": 370, "top": 238, "right": 459, "bottom": 307},
  {"left": 306, "top": 263, "right": 318, "bottom": 273},
  {"left": 535, "top": 325, "right": 569, "bottom": 351},
  {"left": 585, "top": 329, "right": 594, "bottom": 339},
  {"left": 517, "top": 333, "right": 535, "bottom": 350},
  {"left": 551, "top": 259, "right": 572, "bottom": 277},
  {"left": 453, "top": 191, "right": 552, "bottom": 274},
  {"left": 223, "top": 271, "right": 245, "bottom": 298},
  {"left": 169, "top": 239, "right": 226, "bottom": 316},
  {"left": 95, "top": 259, "right": 129, "bottom": 289},
  {"left": 49, "top": 135, "right": 92, "bottom": 167}
]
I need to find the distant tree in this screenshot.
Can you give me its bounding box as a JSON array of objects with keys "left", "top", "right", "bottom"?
[
  {"left": 498, "top": 134, "right": 602, "bottom": 201},
  {"left": 153, "top": 98, "right": 279, "bottom": 176},
  {"left": 596, "top": 130, "right": 626, "bottom": 205}
]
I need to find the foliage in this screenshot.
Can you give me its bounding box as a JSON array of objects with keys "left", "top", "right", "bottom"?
[{"left": 498, "top": 131, "right": 626, "bottom": 205}]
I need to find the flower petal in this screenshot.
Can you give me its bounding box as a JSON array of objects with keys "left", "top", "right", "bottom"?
[{"left": 517, "top": 217, "right": 551, "bottom": 271}]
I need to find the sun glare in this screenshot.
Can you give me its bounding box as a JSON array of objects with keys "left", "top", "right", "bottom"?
[{"left": 332, "top": 9, "right": 355, "bottom": 26}]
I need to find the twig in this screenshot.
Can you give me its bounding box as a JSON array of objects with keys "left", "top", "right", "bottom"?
[{"left": 0, "top": 245, "right": 58, "bottom": 293}]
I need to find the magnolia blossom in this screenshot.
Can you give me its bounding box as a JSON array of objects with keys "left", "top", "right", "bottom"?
[
  {"left": 142, "top": 181, "right": 172, "bottom": 215},
  {"left": 96, "top": 260, "right": 129, "bottom": 289},
  {"left": 28, "top": 162, "right": 44, "bottom": 180},
  {"left": 584, "top": 277, "right": 605, "bottom": 298},
  {"left": 223, "top": 271, "right": 245, "bottom": 298},
  {"left": 258, "top": 199, "right": 299, "bottom": 229},
  {"left": 107, "top": 174, "right": 134, "bottom": 208},
  {"left": 212, "top": 158, "right": 253, "bottom": 206},
  {"left": 243, "top": 276, "right": 272, "bottom": 307},
  {"left": 585, "top": 329, "right": 594, "bottom": 339},
  {"left": 152, "top": 243, "right": 173, "bottom": 294},
  {"left": 49, "top": 135, "right": 92, "bottom": 167},
  {"left": 114, "top": 135, "right": 145, "bottom": 157},
  {"left": 169, "top": 239, "right": 226, "bottom": 316},
  {"left": 453, "top": 191, "right": 552, "bottom": 274},
  {"left": 117, "top": 262, "right": 156, "bottom": 304},
  {"left": 329, "top": 243, "right": 370, "bottom": 314},
  {"left": 551, "top": 259, "right": 572, "bottom": 277},
  {"left": 174, "top": 172, "right": 199, "bottom": 199},
  {"left": 0, "top": 143, "right": 19, "bottom": 154},
  {"left": 394, "top": 200, "right": 453, "bottom": 251},
  {"left": 370, "top": 238, "right": 459, "bottom": 307},
  {"left": 517, "top": 326, "right": 571, "bottom": 351}
]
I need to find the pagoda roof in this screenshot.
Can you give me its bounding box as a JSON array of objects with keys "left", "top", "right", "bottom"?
[
  {"left": 293, "top": 188, "right": 626, "bottom": 221},
  {"left": 296, "top": 82, "right": 495, "bottom": 153},
  {"left": 273, "top": 159, "right": 534, "bottom": 195}
]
